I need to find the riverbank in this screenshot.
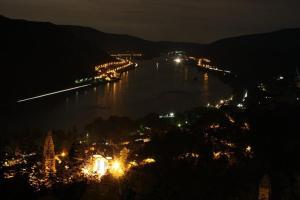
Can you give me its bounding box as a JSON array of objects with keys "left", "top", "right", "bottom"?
[{"left": 1, "top": 58, "right": 232, "bottom": 135}]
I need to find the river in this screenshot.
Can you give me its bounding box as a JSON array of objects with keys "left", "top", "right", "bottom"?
[{"left": 2, "top": 58, "right": 232, "bottom": 132}]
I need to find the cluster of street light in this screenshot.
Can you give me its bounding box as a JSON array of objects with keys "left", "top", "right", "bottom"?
[
  {"left": 197, "top": 58, "right": 231, "bottom": 74},
  {"left": 94, "top": 58, "right": 137, "bottom": 82}
]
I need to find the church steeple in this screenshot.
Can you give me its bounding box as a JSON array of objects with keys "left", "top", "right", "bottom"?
[
  {"left": 43, "top": 130, "right": 56, "bottom": 174},
  {"left": 258, "top": 174, "right": 271, "bottom": 200}
]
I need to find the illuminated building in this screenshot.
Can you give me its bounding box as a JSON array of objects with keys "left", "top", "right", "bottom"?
[
  {"left": 92, "top": 155, "right": 108, "bottom": 176},
  {"left": 43, "top": 130, "right": 56, "bottom": 174},
  {"left": 82, "top": 155, "right": 109, "bottom": 179}
]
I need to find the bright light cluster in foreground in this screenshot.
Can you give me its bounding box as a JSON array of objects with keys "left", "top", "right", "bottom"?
[
  {"left": 82, "top": 155, "right": 109, "bottom": 179},
  {"left": 109, "top": 159, "right": 125, "bottom": 178},
  {"left": 82, "top": 155, "right": 156, "bottom": 181}
]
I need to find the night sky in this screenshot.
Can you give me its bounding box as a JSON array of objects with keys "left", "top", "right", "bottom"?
[{"left": 1, "top": 0, "right": 300, "bottom": 43}]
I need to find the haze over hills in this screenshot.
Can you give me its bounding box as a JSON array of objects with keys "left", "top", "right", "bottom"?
[{"left": 1, "top": 15, "right": 300, "bottom": 103}]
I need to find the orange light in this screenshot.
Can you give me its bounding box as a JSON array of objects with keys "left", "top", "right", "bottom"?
[
  {"left": 110, "top": 159, "right": 124, "bottom": 178},
  {"left": 61, "top": 152, "right": 66, "bottom": 157}
]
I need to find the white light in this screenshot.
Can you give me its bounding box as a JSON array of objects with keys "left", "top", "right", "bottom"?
[
  {"left": 244, "top": 91, "right": 248, "bottom": 99},
  {"left": 93, "top": 155, "right": 108, "bottom": 176},
  {"left": 277, "top": 76, "right": 284, "bottom": 80},
  {"left": 17, "top": 84, "right": 91, "bottom": 103},
  {"left": 169, "top": 112, "right": 175, "bottom": 118},
  {"left": 174, "top": 58, "right": 182, "bottom": 63},
  {"left": 143, "top": 138, "right": 151, "bottom": 143},
  {"left": 237, "top": 103, "right": 244, "bottom": 108}
]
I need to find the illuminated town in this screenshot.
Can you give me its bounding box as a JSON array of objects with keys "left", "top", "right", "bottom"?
[
  {"left": 2, "top": 50, "right": 300, "bottom": 199},
  {"left": 1, "top": 124, "right": 157, "bottom": 191},
  {"left": 1, "top": 84, "right": 263, "bottom": 198},
  {"left": 1, "top": 1, "right": 300, "bottom": 198},
  {"left": 75, "top": 57, "right": 138, "bottom": 85}
]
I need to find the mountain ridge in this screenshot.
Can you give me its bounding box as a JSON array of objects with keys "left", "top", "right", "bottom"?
[{"left": 1, "top": 14, "right": 300, "bottom": 103}]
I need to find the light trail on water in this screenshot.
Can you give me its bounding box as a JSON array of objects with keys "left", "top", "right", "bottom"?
[{"left": 17, "top": 84, "right": 91, "bottom": 103}]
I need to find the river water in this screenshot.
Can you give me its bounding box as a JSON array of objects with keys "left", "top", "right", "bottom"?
[{"left": 3, "top": 58, "right": 232, "bottom": 132}]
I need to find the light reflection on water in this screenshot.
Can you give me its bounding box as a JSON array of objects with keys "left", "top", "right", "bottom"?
[{"left": 4, "top": 58, "right": 232, "bottom": 131}]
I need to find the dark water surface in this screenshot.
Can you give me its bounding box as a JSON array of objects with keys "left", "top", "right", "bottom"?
[{"left": 2, "top": 58, "right": 232, "bottom": 131}]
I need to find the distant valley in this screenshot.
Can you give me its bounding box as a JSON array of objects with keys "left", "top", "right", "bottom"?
[{"left": 1, "top": 15, "right": 300, "bottom": 103}]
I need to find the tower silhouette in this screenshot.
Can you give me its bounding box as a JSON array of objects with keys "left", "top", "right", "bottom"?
[{"left": 258, "top": 174, "right": 271, "bottom": 200}]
